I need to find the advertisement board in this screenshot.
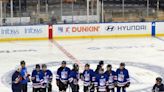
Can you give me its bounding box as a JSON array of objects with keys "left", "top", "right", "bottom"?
[
  {"left": 156, "top": 22, "right": 164, "bottom": 36},
  {"left": 0, "top": 25, "right": 48, "bottom": 40},
  {"left": 53, "top": 22, "right": 152, "bottom": 38},
  {"left": 100, "top": 22, "right": 152, "bottom": 35},
  {"left": 53, "top": 24, "right": 101, "bottom": 36}
]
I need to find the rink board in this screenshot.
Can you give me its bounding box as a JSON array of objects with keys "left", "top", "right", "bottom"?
[
  {"left": 0, "top": 25, "right": 49, "bottom": 41},
  {"left": 0, "top": 22, "right": 164, "bottom": 41},
  {"left": 156, "top": 22, "right": 164, "bottom": 36},
  {"left": 53, "top": 34, "right": 151, "bottom": 40},
  {"left": 52, "top": 22, "right": 152, "bottom": 39}
]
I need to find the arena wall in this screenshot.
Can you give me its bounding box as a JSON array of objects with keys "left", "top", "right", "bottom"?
[
  {"left": 0, "top": 22, "right": 164, "bottom": 41},
  {"left": 52, "top": 22, "right": 152, "bottom": 40},
  {"left": 156, "top": 22, "right": 164, "bottom": 36}
]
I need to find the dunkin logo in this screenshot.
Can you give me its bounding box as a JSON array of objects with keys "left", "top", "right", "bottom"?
[{"left": 72, "top": 26, "right": 100, "bottom": 32}]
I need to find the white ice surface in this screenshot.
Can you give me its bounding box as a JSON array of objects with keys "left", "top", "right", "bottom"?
[{"left": 0, "top": 37, "right": 164, "bottom": 92}]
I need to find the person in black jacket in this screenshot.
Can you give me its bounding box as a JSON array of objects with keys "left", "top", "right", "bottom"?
[
  {"left": 152, "top": 77, "right": 164, "bottom": 92},
  {"left": 12, "top": 67, "right": 22, "bottom": 92}
]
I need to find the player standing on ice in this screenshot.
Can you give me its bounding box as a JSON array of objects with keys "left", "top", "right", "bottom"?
[
  {"left": 20, "top": 60, "right": 30, "bottom": 92},
  {"left": 95, "top": 61, "right": 104, "bottom": 74},
  {"left": 94, "top": 68, "right": 108, "bottom": 92},
  {"left": 41, "top": 64, "right": 53, "bottom": 92},
  {"left": 152, "top": 77, "right": 164, "bottom": 92},
  {"left": 81, "top": 64, "right": 95, "bottom": 92},
  {"left": 11, "top": 67, "right": 22, "bottom": 92},
  {"left": 105, "top": 64, "right": 117, "bottom": 92},
  {"left": 69, "top": 63, "right": 80, "bottom": 92},
  {"left": 56, "top": 61, "right": 71, "bottom": 92},
  {"left": 81, "top": 63, "right": 95, "bottom": 92},
  {"left": 116, "top": 63, "right": 130, "bottom": 92},
  {"left": 31, "top": 64, "right": 44, "bottom": 92}
]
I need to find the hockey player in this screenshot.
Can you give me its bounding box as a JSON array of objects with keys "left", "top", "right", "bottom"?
[
  {"left": 20, "top": 60, "right": 30, "bottom": 92},
  {"left": 105, "top": 64, "right": 117, "bottom": 92},
  {"left": 41, "top": 64, "right": 53, "bottom": 92},
  {"left": 81, "top": 63, "right": 95, "bottom": 92},
  {"left": 95, "top": 68, "right": 108, "bottom": 92},
  {"left": 69, "top": 63, "right": 80, "bottom": 92},
  {"left": 31, "top": 64, "right": 44, "bottom": 92},
  {"left": 116, "top": 63, "right": 130, "bottom": 92},
  {"left": 56, "top": 61, "right": 71, "bottom": 92},
  {"left": 12, "top": 67, "right": 22, "bottom": 92},
  {"left": 95, "top": 61, "right": 104, "bottom": 74},
  {"left": 152, "top": 77, "right": 164, "bottom": 92}
]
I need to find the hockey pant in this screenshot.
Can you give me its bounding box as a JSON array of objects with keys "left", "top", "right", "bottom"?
[
  {"left": 58, "top": 80, "right": 68, "bottom": 91},
  {"left": 41, "top": 83, "right": 52, "bottom": 92},
  {"left": 12, "top": 88, "right": 21, "bottom": 92},
  {"left": 117, "top": 86, "right": 126, "bottom": 92},
  {"left": 84, "top": 85, "right": 94, "bottom": 92},
  {"left": 70, "top": 83, "right": 79, "bottom": 92},
  {"left": 107, "top": 88, "right": 115, "bottom": 92},
  {"left": 21, "top": 84, "right": 28, "bottom": 92},
  {"left": 33, "top": 88, "right": 42, "bottom": 92}
]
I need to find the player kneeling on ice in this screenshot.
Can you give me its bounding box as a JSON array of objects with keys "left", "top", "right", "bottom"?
[
  {"left": 56, "top": 61, "right": 71, "bottom": 92},
  {"left": 31, "top": 64, "right": 44, "bottom": 92},
  {"left": 105, "top": 64, "right": 117, "bottom": 92},
  {"left": 94, "top": 68, "right": 108, "bottom": 92},
  {"left": 12, "top": 67, "right": 22, "bottom": 92},
  {"left": 152, "top": 77, "right": 164, "bottom": 92},
  {"left": 116, "top": 63, "right": 130, "bottom": 92},
  {"left": 69, "top": 63, "right": 80, "bottom": 92},
  {"left": 81, "top": 63, "right": 95, "bottom": 92},
  {"left": 41, "top": 64, "right": 53, "bottom": 92}
]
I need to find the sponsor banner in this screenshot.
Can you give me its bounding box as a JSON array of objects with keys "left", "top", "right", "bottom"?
[
  {"left": 156, "top": 22, "right": 164, "bottom": 36},
  {"left": 0, "top": 25, "right": 48, "bottom": 39},
  {"left": 100, "top": 22, "right": 152, "bottom": 35},
  {"left": 53, "top": 24, "right": 101, "bottom": 36},
  {"left": 53, "top": 22, "right": 152, "bottom": 37}
]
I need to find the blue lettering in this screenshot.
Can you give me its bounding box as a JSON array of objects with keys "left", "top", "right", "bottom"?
[
  {"left": 0, "top": 28, "right": 19, "bottom": 35},
  {"left": 25, "top": 27, "right": 43, "bottom": 34}
]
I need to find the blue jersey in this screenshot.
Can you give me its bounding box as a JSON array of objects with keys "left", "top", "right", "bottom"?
[
  {"left": 31, "top": 70, "right": 44, "bottom": 88},
  {"left": 12, "top": 71, "right": 21, "bottom": 90},
  {"left": 42, "top": 69, "right": 53, "bottom": 83},
  {"left": 95, "top": 73, "right": 108, "bottom": 92},
  {"left": 20, "top": 67, "right": 29, "bottom": 84},
  {"left": 105, "top": 70, "right": 117, "bottom": 89},
  {"left": 31, "top": 70, "right": 44, "bottom": 83},
  {"left": 56, "top": 67, "right": 70, "bottom": 82},
  {"left": 116, "top": 68, "right": 130, "bottom": 87},
  {"left": 82, "top": 69, "right": 95, "bottom": 86},
  {"left": 69, "top": 70, "right": 79, "bottom": 85}
]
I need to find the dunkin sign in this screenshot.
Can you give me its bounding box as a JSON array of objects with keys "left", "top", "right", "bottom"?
[
  {"left": 54, "top": 24, "right": 101, "bottom": 36},
  {"left": 72, "top": 26, "right": 100, "bottom": 32}
]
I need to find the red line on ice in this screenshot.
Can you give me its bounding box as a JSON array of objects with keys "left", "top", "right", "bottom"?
[{"left": 50, "top": 40, "right": 83, "bottom": 67}]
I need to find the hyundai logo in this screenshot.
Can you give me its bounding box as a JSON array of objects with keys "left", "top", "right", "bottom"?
[{"left": 105, "top": 26, "right": 115, "bottom": 31}]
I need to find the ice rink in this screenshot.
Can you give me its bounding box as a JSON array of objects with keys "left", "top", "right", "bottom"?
[{"left": 0, "top": 37, "right": 164, "bottom": 92}]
